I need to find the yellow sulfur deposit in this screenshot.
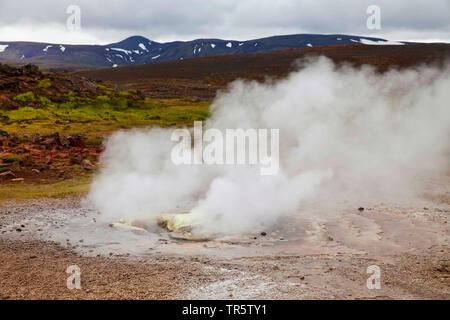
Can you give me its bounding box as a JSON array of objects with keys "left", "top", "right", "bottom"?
[{"left": 157, "top": 213, "right": 200, "bottom": 231}]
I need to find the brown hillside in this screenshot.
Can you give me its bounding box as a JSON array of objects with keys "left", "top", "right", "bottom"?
[{"left": 75, "top": 43, "right": 450, "bottom": 100}]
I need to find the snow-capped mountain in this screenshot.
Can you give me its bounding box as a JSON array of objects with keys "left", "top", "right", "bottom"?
[{"left": 0, "top": 34, "right": 407, "bottom": 69}]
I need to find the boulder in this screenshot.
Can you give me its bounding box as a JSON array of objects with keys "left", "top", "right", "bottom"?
[{"left": 67, "top": 135, "right": 86, "bottom": 148}]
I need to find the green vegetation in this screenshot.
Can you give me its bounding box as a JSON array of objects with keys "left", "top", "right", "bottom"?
[
  {"left": 7, "top": 107, "right": 52, "bottom": 121},
  {"left": 0, "top": 167, "right": 10, "bottom": 173},
  {"left": 13, "top": 91, "right": 35, "bottom": 103},
  {"left": 1, "top": 88, "right": 210, "bottom": 141},
  {"left": 0, "top": 174, "right": 92, "bottom": 203},
  {"left": 36, "top": 78, "right": 52, "bottom": 89},
  {"left": 39, "top": 96, "right": 52, "bottom": 106},
  {"left": 1, "top": 154, "right": 23, "bottom": 164}
]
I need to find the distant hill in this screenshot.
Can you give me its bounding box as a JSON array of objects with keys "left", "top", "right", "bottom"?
[
  {"left": 74, "top": 43, "right": 450, "bottom": 100},
  {"left": 0, "top": 34, "right": 408, "bottom": 70}
]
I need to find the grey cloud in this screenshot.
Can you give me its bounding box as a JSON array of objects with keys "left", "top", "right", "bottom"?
[{"left": 0, "top": 0, "right": 448, "bottom": 43}]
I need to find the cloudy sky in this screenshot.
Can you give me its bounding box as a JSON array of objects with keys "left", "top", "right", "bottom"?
[{"left": 0, "top": 0, "right": 449, "bottom": 44}]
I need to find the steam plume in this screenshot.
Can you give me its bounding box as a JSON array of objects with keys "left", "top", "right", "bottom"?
[{"left": 87, "top": 57, "right": 450, "bottom": 234}]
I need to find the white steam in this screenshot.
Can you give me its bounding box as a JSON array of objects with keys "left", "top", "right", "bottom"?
[{"left": 87, "top": 57, "right": 450, "bottom": 234}]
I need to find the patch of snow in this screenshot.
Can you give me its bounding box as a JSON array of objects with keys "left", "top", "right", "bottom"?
[
  {"left": 20, "top": 54, "right": 25, "bottom": 59},
  {"left": 106, "top": 58, "right": 112, "bottom": 63},
  {"left": 138, "top": 43, "right": 147, "bottom": 51},
  {"left": 115, "top": 54, "right": 124, "bottom": 59},
  {"left": 337, "top": 38, "right": 342, "bottom": 40},
  {"left": 105, "top": 48, "right": 110, "bottom": 51},
  {"left": 226, "top": 42, "right": 232, "bottom": 48},
  {"left": 211, "top": 43, "right": 216, "bottom": 48},
  {"left": 254, "top": 43, "right": 258, "bottom": 46},
  {"left": 359, "top": 39, "right": 405, "bottom": 46},
  {"left": 0, "top": 44, "right": 9, "bottom": 52},
  {"left": 110, "top": 48, "right": 132, "bottom": 55},
  {"left": 43, "top": 45, "right": 53, "bottom": 52},
  {"left": 133, "top": 50, "right": 140, "bottom": 54},
  {"left": 350, "top": 39, "right": 359, "bottom": 43},
  {"left": 180, "top": 57, "right": 183, "bottom": 60},
  {"left": 239, "top": 43, "right": 244, "bottom": 46},
  {"left": 198, "top": 47, "right": 201, "bottom": 53},
  {"left": 112, "top": 64, "right": 118, "bottom": 68},
  {"left": 59, "top": 45, "right": 66, "bottom": 52},
  {"left": 151, "top": 55, "right": 160, "bottom": 59},
  {"left": 306, "top": 43, "right": 313, "bottom": 47}
]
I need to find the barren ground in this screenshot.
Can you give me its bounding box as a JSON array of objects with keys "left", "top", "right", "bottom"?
[
  {"left": 0, "top": 175, "right": 448, "bottom": 300},
  {"left": 75, "top": 44, "right": 450, "bottom": 100}
]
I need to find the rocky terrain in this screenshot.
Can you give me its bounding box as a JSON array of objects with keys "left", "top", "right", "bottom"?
[
  {"left": 0, "top": 63, "right": 99, "bottom": 109},
  {"left": 0, "top": 130, "right": 100, "bottom": 184}
]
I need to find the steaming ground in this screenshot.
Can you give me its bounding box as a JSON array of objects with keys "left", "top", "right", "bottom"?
[
  {"left": 0, "top": 184, "right": 449, "bottom": 299},
  {"left": 1, "top": 58, "right": 449, "bottom": 299},
  {"left": 87, "top": 57, "right": 450, "bottom": 235}
]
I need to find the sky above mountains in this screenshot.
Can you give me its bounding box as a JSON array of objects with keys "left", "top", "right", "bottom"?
[{"left": 0, "top": 0, "right": 449, "bottom": 44}]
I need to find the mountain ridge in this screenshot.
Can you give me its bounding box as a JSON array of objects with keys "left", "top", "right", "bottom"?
[{"left": 0, "top": 33, "right": 408, "bottom": 70}]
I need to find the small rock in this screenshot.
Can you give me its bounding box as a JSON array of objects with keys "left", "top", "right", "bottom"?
[
  {"left": 67, "top": 135, "right": 86, "bottom": 148},
  {"left": 261, "top": 231, "right": 267, "bottom": 236},
  {"left": 31, "top": 169, "right": 40, "bottom": 174},
  {"left": 328, "top": 236, "right": 334, "bottom": 241},
  {"left": 58, "top": 135, "right": 70, "bottom": 146},
  {"left": 0, "top": 171, "right": 15, "bottom": 178},
  {"left": 261, "top": 243, "right": 274, "bottom": 247},
  {"left": 81, "top": 159, "right": 96, "bottom": 170},
  {"left": 358, "top": 207, "right": 364, "bottom": 212},
  {"left": 16, "top": 228, "right": 22, "bottom": 232}
]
